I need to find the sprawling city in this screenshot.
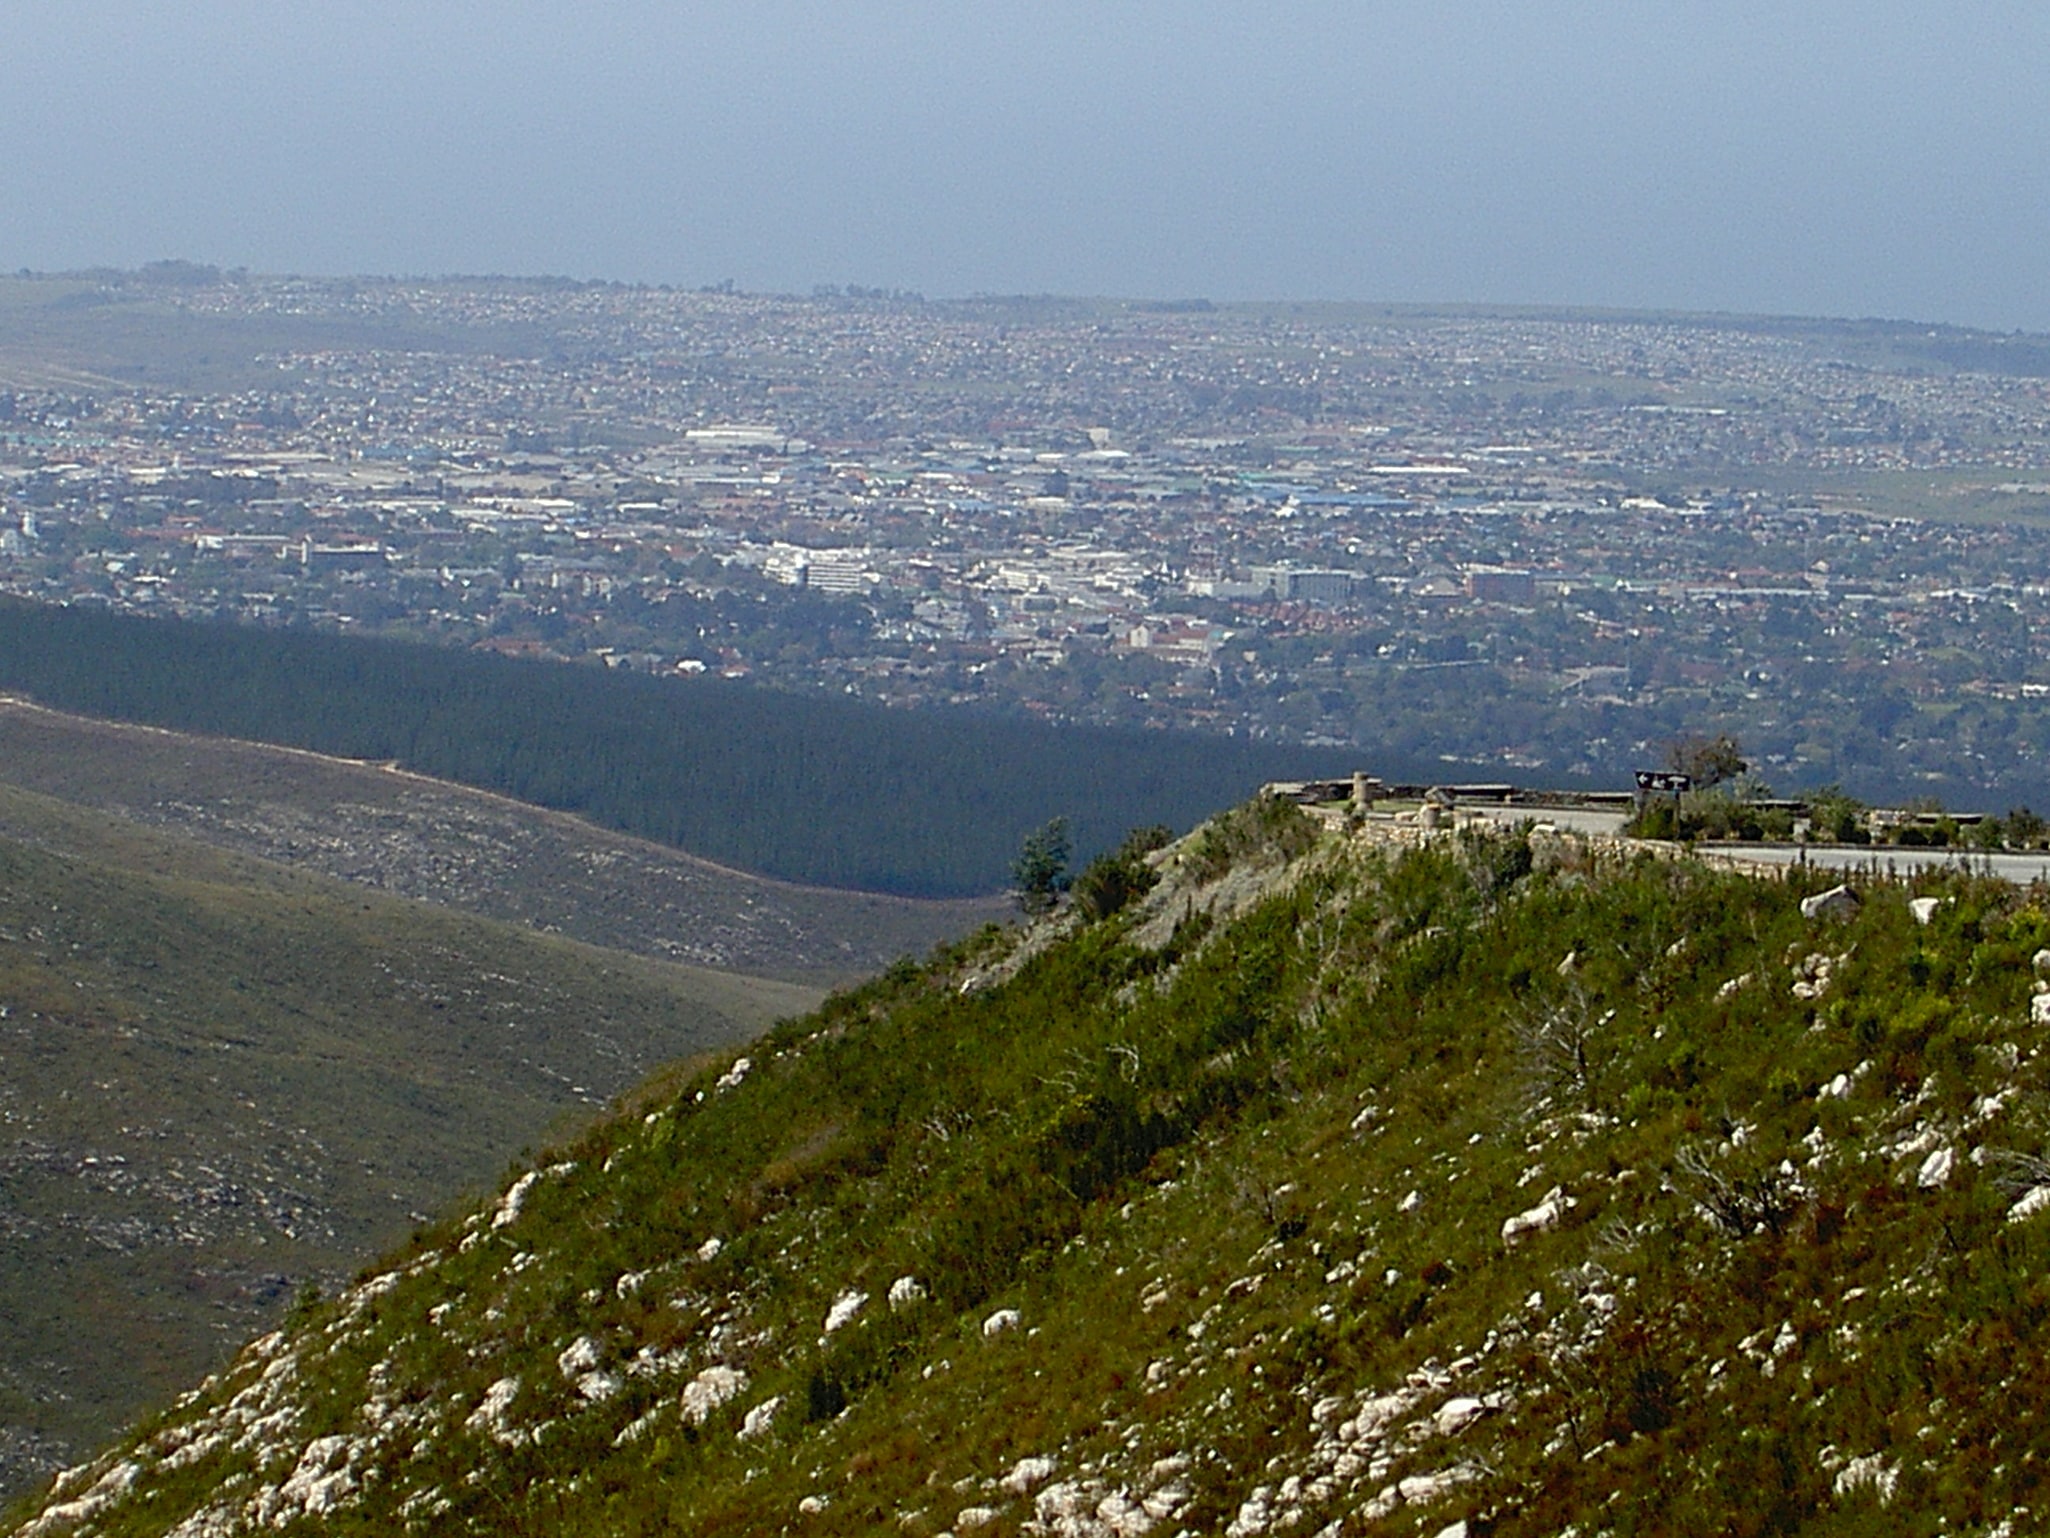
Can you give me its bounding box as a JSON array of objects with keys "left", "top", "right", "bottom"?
[{"left": 7, "top": 268, "right": 2050, "bottom": 807}]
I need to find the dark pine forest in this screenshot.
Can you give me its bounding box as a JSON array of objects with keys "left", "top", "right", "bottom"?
[{"left": 0, "top": 599, "right": 1358, "bottom": 895}]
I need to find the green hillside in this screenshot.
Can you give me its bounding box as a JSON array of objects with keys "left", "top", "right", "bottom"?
[
  {"left": 0, "top": 785, "right": 815, "bottom": 1502},
  {"left": 14, "top": 803, "right": 2050, "bottom": 1535}
]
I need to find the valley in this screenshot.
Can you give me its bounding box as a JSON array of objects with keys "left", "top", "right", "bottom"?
[
  {"left": 0, "top": 696, "right": 1005, "bottom": 985},
  {"left": 0, "top": 781, "right": 818, "bottom": 1499}
]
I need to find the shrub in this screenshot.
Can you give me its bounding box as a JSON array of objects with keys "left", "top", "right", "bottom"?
[
  {"left": 1071, "top": 825, "right": 1172, "bottom": 922},
  {"left": 1184, "top": 795, "right": 1319, "bottom": 881}
]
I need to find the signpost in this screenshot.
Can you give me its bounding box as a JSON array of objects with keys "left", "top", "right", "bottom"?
[
  {"left": 1634, "top": 771, "right": 1692, "bottom": 795},
  {"left": 1635, "top": 770, "right": 1691, "bottom": 827}
]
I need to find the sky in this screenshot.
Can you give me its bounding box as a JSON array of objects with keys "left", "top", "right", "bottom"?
[{"left": 4, "top": 2, "right": 2048, "bottom": 331}]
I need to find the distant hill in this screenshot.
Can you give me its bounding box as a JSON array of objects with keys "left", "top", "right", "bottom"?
[
  {"left": 0, "top": 598, "right": 1359, "bottom": 897},
  {"left": 0, "top": 786, "right": 815, "bottom": 1502},
  {"left": 17, "top": 804, "right": 2050, "bottom": 1535},
  {"left": 0, "top": 697, "right": 1004, "bottom": 986}
]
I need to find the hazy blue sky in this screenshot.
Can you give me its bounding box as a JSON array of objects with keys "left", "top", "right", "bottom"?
[{"left": 5, "top": 3, "right": 2047, "bottom": 329}]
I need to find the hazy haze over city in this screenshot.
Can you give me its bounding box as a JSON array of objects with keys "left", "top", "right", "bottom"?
[{"left": 5, "top": 2, "right": 2049, "bottom": 329}]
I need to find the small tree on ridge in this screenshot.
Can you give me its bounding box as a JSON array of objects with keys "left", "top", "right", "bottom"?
[{"left": 1011, "top": 817, "right": 1072, "bottom": 916}]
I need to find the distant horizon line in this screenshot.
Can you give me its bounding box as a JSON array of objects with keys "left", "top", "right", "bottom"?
[{"left": 7, "top": 260, "right": 2048, "bottom": 343}]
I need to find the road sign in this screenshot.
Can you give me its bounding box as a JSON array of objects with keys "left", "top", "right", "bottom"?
[{"left": 1634, "top": 771, "right": 1692, "bottom": 794}]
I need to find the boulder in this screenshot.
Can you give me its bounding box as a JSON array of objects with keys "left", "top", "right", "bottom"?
[
  {"left": 1799, "top": 885, "right": 1859, "bottom": 921},
  {"left": 1502, "top": 1186, "right": 1574, "bottom": 1245}
]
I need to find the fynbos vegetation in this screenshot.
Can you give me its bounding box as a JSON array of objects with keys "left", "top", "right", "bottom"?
[{"left": 14, "top": 808, "right": 2050, "bottom": 1536}]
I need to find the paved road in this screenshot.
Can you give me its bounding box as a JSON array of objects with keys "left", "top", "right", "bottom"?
[
  {"left": 1711, "top": 843, "right": 2050, "bottom": 884},
  {"left": 1450, "top": 805, "right": 2050, "bottom": 883}
]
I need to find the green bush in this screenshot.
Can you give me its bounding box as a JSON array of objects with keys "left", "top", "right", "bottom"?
[
  {"left": 1185, "top": 795, "right": 1319, "bottom": 881},
  {"left": 1071, "top": 824, "right": 1171, "bottom": 921}
]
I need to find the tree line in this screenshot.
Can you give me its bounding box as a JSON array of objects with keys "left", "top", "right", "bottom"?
[{"left": 0, "top": 600, "right": 1355, "bottom": 896}]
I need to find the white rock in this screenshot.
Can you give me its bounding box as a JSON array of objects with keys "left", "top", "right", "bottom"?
[
  {"left": 558, "top": 1336, "right": 604, "bottom": 1378},
  {"left": 1397, "top": 1189, "right": 1422, "bottom": 1213},
  {"left": 491, "top": 1171, "right": 541, "bottom": 1230},
  {"left": 1148, "top": 1484, "right": 1197, "bottom": 1525},
  {"left": 1396, "top": 1463, "right": 1481, "bottom": 1505},
  {"left": 823, "top": 1289, "right": 868, "bottom": 1335},
  {"left": 1433, "top": 1396, "right": 1487, "bottom": 1435},
  {"left": 2034, "top": 947, "right": 2050, "bottom": 978},
  {"left": 626, "top": 1345, "right": 691, "bottom": 1380},
  {"left": 1223, "top": 1483, "right": 1274, "bottom": 1537},
  {"left": 161, "top": 1502, "right": 241, "bottom": 1538},
  {"left": 158, "top": 1431, "right": 227, "bottom": 1474},
  {"left": 956, "top": 1507, "right": 1000, "bottom": 1529},
  {"left": 2010, "top": 1185, "right": 2050, "bottom": 1223},
  {"left": 352, "top": 1269, "right": 403, "bottom": 1304},
  {"left": 888, "top": 1275, "right": 928, "bottom": 1310},
  {"left": 613, "top": 1406, "right": 666, "bottom": 1446},
  {"left": 1034, "top": 1481, "right": 1097, "bottom": 1527},
  {"left": 18, "top": 1461, "right": 143, "bottom": 1538},
  {"left": 1908, "top": 896, "right": 1941, "bottom": 926},
  {"left": 575, "top": 1370, "right": 623, "bottom": 1403},
  {"left": 680, "top": 1365, "right": 748, "bottom": 1425},
  {"left": 1349, "top": 1388, "right": 1421, "bottom": 1441},
  {"left": 1502, "top": 1186, "right": 1574, "bottom": 1245},
  {"left": 983, "top": 1307, "right": 1022, "bottom": 1338},
  {"left": 1888, "top": 1123, "right": 1942, "bottom": 1160},
  {"left": 1916, "top": 1146, "right": 1955, "bottom": 1189},
  {"left": 2031, "top": 992, "right": 2050, "bottom": 1027},
  {"left": 739, "top": 1394, "right": 784, "bottom": 1440},
  {"left": 696, "top": 1236, "right": 724, "bottom": 1261},
  {"left": 1095, "top": 1489, "right": 1155, "bottom": 1536},
  {"left": 715, "top": 1056, "right": 752, "bottom": 1091},
  {"left": 275, "top": 1435, "right": 359, "bottom": 1519},
  {"left": 1001, "top": 1455, "right": 1057, "bottom": 1495},
  {"left": 1800, "top": 884, "right": 1859, "bottom": 920},
  {"left": 464, "top": 1377, "right": 521, "bottom": 1441},
  {"left": 1833, "top": 1452, "right": 1899, "bottom": 1504}
]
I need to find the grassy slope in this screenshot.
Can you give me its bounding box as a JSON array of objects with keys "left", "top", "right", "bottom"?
[
  {"left": 0, "top": 698, "right": 1006, "bottom": 986},
  {"left": 0, "top": 784, "right": 816, "bottom": 1500},
  {"left": 16, "top": 806, "right": 2050, "bottom": 1536}
]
